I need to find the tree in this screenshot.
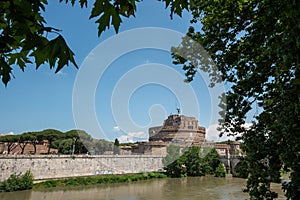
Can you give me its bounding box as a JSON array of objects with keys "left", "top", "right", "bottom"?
[
  {"left": 0, "top": 0, "right": 78, "bottom": 85},
  {"left": 234, "top": 157, "right": 249, "bottom": 179},
  {"left": 0, "top": 135, "right": 19, "bottom": 154},
  {"left": 64, "top": 130, "right": 91, "bottom": 155},
  {"left": 113, "top": 138, "right": 120, "bottom": 155},
  {"left": 48, "top": 129, "right": 112, "bottom": 155},
  {"left": 215, "top": 163, "right": 226, "bottom": 178},
  {"left": 163, "top": 145, "right": 187, "bottom": 178},
  {"left": 169, "top": 0, "right": 300, "bottom": 199},
  {"left": 162, "top": 145, "right": 187, "bottom": 177},
  {"left": 23, "top": 132, "right": 41, "bottom": 155},
  {"left": 170, "top": 1, "right": 299, "bottom": 199},
  {"left": 94, "top": 139, "right": 113, "bottom": 154},
  {"left": 164, "top": 154, "right": 187, "bottom": 178},
  {"left": 203, "top": 148, "right": 221, "bottom": 175},
  {"left": 184, "top": 146, "right": 209, "bottom": 176},
  {"left": 52, "top": 138, "right": 73, "bottom": 154},
  {"left": 0, "top": 0, "right": 189, "bottom": 85},
  {"left": 39, "top": 129, "right": 63, "bottom": 154},
  {"left": 163, "top": 146, "right": 222, "bottom": 178},
  {"left": 18, "top": 134, "right": 31, "bottom": 154},
  {"left": 162, "top": 144, "right": 183, "bottom": 167}
]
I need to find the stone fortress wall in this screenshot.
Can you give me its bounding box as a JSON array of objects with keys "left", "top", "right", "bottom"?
[{"left": 0, "top": 155, "right": 164, "bottom": 181}]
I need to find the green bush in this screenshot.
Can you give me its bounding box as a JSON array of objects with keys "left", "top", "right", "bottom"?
[
  {"left": 215, "top": 163, "right": 226, "bottom": 177},
  {"left": 0, "top": 170, "right": 33, "bottom": 192},
  {"left": 163, "top": 146, "right": 223, "bottom": 178}
]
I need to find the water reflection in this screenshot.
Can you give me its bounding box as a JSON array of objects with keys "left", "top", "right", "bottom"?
[{"left": 0, "top": 177, "right": 285, "bottom": 200}]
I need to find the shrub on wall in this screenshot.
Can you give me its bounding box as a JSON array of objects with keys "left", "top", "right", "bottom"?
[{"left": 0, "top": 170, "right": 33, "bottom": 192}]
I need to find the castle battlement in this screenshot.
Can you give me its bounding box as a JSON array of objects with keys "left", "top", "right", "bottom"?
[{"left": 149, "top": 114, "right": 206, "bottom": 144}]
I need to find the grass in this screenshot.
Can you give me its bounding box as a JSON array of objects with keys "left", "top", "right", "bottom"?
[{"left": 33, "top": 172, "right": 167, "bottom": 189}]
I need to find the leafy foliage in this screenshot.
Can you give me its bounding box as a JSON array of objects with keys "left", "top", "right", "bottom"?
[
  {"left": 0, "top": 0, "right": 191, "bottom": 85},
  {"left": 215, "top": 163, "right": 226, "bottom": 178},
  {"left": 0, "top": 129, "right": 113, "bottom": 155},
  {"left": 0, "top": 0, "right": 78, "bottom": 85},
  {"left": 202, "top": 148, "right": 220, "bottom": 174},
  {"left": 234, "top": 157, "right": 248, "bottom": 179},
  {"left": 162, "top": 144, "right": 182, "bottom": 166},
  {"left": 162, "top": 145, "right": 186, "bottom": 177},
  {"left": 171, "top": 0, "right": 300, "bottom": 199},
  {"left": 185, "top": 146, "right": 210, "bottom": 176},
  {"left": 0, "top": 170, "right": 33, "bottom": 192},
  {"left": 0, "top": 134, "right": 19, "bottom": 154},
  {"left": 163, "top": 146, "right": 222, "bottom": 178},
  {"left": 49, "top": 129, "right": 113, "bottom": 155}
]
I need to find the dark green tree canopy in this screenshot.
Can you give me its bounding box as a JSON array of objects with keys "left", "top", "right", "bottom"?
[
  {"left": 0, "top": 0, "right": 78, "bottom": 85},
  {"left": 0, "top": 0, "right": 189, "bottom": 85},
  {"left": 171, "top": 0, "right": 299, "bottom": 199},
  {"left": 0, "top": 129, "right": 113, "bottom": 155},
  {"left": 163, "top": 146, "right": 222, "bottom": 178}
]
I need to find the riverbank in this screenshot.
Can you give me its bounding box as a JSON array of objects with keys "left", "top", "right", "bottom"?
[
  {"left": 33, "top": 172, "right": 167, "bottom": 189},
  {"left": 0, "top": 176, "right": 255, "bottom": 200}
]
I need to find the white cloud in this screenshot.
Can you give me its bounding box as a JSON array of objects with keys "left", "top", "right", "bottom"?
[
  {"left": 113, "top": 126, "right": 121, "bottom": 132},
  {"left": 206, "top": 123, "right": 252, "bottom": 142},
  {"left": 118, "top": 135, "right": 134, "bottom": 143},
  {"left": 0, "top": 132, "right": 14, "bottom": 136},
  {"left": 56, "top": 71, "right": 67, "bottom": 76},
  {"left": 117, "top": 131, "right": 148, "bottom": 143}
]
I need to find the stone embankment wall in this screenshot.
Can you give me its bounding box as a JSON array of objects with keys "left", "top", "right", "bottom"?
[{"left": 0, "top": 155, "right": 164, "bottom": 181}]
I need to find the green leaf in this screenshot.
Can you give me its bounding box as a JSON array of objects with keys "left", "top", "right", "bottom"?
[
  {"left": 30, "top": 35, "right": 77, "bottom": 72},
  {"left": 90, "top": 0, "right": 106, "bottom": 19},
  {"left": 0, "top": 57, "right": 12, "bottom": 85},
  {"left": 111, "top": 8, "right": 122, "bottom": 33},
  {"left": 95, "top": 11, "right": 111, "bottom": 37},
  {"left": 79, "top": 0, "right": 88, "bottom": 7},
  {"left": 30, "top": 47, "right": 48, "bottom": 69}
]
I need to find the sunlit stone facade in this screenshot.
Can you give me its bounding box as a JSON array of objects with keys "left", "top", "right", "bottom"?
[{"left": 149, "top": 114, "right": 206, "bottom": 145}]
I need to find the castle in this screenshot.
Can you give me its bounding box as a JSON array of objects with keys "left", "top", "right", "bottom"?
[
  {"left": 149, "top": 113, "right": 206, "bottom": 145},
  {"left": 120, "top": 111, "right": 241, "bottom": 157}
]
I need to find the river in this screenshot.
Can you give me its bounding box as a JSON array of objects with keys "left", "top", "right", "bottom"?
[{"left": 0, "top": 176, "right": 285, "bottom": 200}]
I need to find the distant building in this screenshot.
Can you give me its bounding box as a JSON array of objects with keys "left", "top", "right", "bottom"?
[
  {"left": 121, "top": 113, "right": 206, "bottom": 155},
  {"left": 130, "top": 141, "right": 167, "bottom": 155},
  {"left": 119, "top": 113, "right": 241, "bottom": 157},
  {"left": 149, "top": 114, "right": 206, "bottom": 145}
]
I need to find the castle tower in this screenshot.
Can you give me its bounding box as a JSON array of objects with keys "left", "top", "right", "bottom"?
[{"left": 149, "top": 113, "right": 206, "bottom": 145}]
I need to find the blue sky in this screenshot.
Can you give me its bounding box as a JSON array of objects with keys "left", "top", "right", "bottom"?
[{"left": 0, "top": 1, "right": 232, "bottom": 142}]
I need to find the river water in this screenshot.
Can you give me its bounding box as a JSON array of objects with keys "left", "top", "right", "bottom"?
[{"left": 0, "top": 176, "right": 285, "bottom": 200}]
